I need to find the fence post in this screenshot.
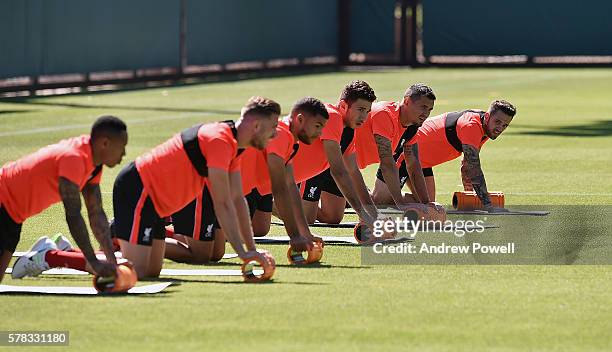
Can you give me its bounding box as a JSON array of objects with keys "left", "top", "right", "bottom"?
[{"left": 179, "top": 0, "right": 187, "bottom": 76}]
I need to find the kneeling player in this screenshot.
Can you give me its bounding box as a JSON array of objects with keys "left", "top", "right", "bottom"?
[
  {"left": 240, "top": 97, "right": 329, "bottom": 250},
  {"left": 293, "top": 81, "right": 380, "bottom": 226},
  {"left": 112, "top": 97, "right": 280, "bottom": 278},
  {"left": 355, "top": 83, "right": 436, "bottom": 210},
  {"left": 372, "top": 100, "right": 516, "bottom": 212},
  {"left": 5, "top": 116, "right": 128, "bottom": 281}
]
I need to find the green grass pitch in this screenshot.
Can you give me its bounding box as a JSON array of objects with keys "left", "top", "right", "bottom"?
[{"left": 1, "top": 68, "right": 611, "bottom": 351}]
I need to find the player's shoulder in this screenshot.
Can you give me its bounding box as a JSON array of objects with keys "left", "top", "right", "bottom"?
[
  {"left": 371, "top": 101, "right": 398, "bottom": 117},
  {"left": 459, "top": 110, "right": 486, "bottom": 127},
  {"left": 199, "top": 121, "right": 237, "bottom": 144},
  {"left": 54, "top": 135, "right": 91, "bottom": 158}
]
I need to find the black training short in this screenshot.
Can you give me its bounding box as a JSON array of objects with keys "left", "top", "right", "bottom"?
[
  {"left": 376, "top": 160, "right": 434, "bottom": 187},
  {"left": 300, "top": 169, "right": 343, "bottom": 202},
  {"left": 0, "top": 205, "right": 22, "bottom": 255},
  {"left": 245, "top": 188, "right": 273, "bottom": 217},
  {"left": 171, "top": 185, "right": 219, "bottom": 241},
  {"left": 112, "top": 162, "right": 165, "bottom": 246}
]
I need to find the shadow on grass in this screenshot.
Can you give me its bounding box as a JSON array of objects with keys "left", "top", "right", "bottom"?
[
  {"left": 163, "top": 262, "right": 369, "bottom": 270},
  {"left": 148, "top": 278, "right": 328, "bottom": 285},
  {"left": 0, "top": 109, "right": 38, "bottom": 115},
  {"left": 3, "top": 99, "right": 239, "bottom": 116},
  {"left": 510, "top": 120, "right": 612, "bottom": 137}
]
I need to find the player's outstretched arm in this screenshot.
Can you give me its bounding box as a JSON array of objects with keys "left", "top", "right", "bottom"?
[
  {"left": 403, "top": 143, "right": 430, "bottom": 204},
  {"left": 81, "top": 183, "right": 117, "bottom": 265},
  {"left": 59, "top": 177, "right": 115, "bottom": 276},
  {"left": 229, "top": 171, "right": 256, "bottom": 252},
  {"left": 460, "top": 156, "right": 474, "bottom": 191},
  {"left": 285, "top": 166, "right": 320, "bottom": 241},
  {"left": 344, "top": 153, "right": 378, "bottom": 220},
  {"left": 375, "top": 135, "right": 405, "bottom": 208},
  {"left": 461, "top": 144, "right": 506, "bottom": 212},
  {"left": 268, "top": 155, "right": 315, "bottom": 251},
  {"left": 207, "top": 168, "right": 249, "bottom": 258},
  {"left": 324, "top": 140, "right": 375, "bottom": 226}
]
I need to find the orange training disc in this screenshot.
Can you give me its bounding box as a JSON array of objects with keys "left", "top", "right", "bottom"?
[
  {"left": 452, "top": 191, "right": 505, "bottom": 210},
  {"left": 93, "top": 261, "right": 138, "bottom": 293},
  {"left": 287, "top": 241, "right": 324, "bottom": 264}
]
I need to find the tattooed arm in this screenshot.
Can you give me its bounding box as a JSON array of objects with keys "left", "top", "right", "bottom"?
[
  {"left": 403, "top": 143, "right": 430, "bottom": 203},
  {"left": 460, "top": 156, "right": 473, "bottom": 191},
  {"left": 375, "top": 134, "right": 405, "bottom": 207},
  {"left": 461, "top": 145, "right": 506, "bottom": 212},
  {"left": 82, "top": 183, "right": 117, "bottom": 265},
  {"left": 60, "top": 178, "right": 115, "bottom": 276}
]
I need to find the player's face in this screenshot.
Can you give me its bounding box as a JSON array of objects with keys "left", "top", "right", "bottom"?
[
  {"left": 297, "top": 113, "right": 327, "bottom": 145},
  {"left": 486, "top": 111, "right": 513, "bottom": 140},
  {"left": 102, "top": 131, "right": 128, "bottom": 167},
  {"left": 404, "top": 96, "right": 435, "bottom": 126},
  {"left": 252, "top": 114, "right": 279, "bottom": 150},
  {"left": 345, "top": 98, "right": 372, "bottom": 128}
]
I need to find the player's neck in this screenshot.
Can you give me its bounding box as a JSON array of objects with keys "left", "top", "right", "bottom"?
[
  {"left": 398, "top": 104, "right": 412, "bottom": 127},
  {"left": 234, "top": 120, "right": 250, "bottom": 149},
  {"left": 89, "top": 140, "right": 102, "bottom": 166}
]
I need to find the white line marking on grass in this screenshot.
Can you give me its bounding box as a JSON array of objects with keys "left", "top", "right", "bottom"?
[
  {"left": 438, "top": 192, "right": 612, "bottom": 197},
  {"left": 98, "top": 191, "right": 612, "bottom": 196},
  {"left": 0, "top": 113, "right": 208, "bottom": 137}
]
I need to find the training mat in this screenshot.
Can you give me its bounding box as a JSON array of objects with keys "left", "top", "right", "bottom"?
[
  {"left": 12, "top": 252, "right": 239, "bottom": 259},
  {"left": 345, "top": 208, "right": 550, "bottom": 216},
  {"left": 447, "top": 210, "right": 550, "bottom": 216},
  {"left": 0, "top": 282, "right": 171, "bottom": 295},
  {"left": 256, "top": 236, "right": 359, "bottom": 244},
  {"left": 5, "top": 268, "right": 259, "bottom": 276},
  {"left": 271, "top": 221, "right": 358, "bottom": 228},
  {"left": 254, "top": 236, "right": 415, "bottom": 246}
]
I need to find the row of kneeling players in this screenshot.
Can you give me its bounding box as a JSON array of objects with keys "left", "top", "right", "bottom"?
[{"left": 1, "top": 81, "right": 516, "bottom": 283}]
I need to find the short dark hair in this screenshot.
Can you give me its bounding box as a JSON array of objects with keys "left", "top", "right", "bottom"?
[
  {"left": 291, "top": 97, "right": 329, "bottom": 119},
  {"left": 340, "top": 80, "right": 377, "bottom": 105},
  {"left": 242, "top": 96, "right": 281, "bottom": 118},
  {"left": 91, "top": 115, "right": 127, "bottom": 141},
  {"left": 404, "top": 83, "right": 436, "bottom": 101},
  {"left": 490, "top": 100, "right": 516, "bottom": 117}
]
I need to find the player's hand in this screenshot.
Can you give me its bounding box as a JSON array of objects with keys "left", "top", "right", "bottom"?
[
  {"left": 240, "top": 250, "right": 261, "bottom": 261},
  {"left": 428, "top": 202, "right": 446, "bottom": 213},
  {"left": 357, "top": 211, "right": 377, "bottom": 229},
  {"left": 98, "top": 238, "right": 119, "bottom": 265},
  {"left": 290, "top": 235, "right": 314, "bottom": 252},
  {"left": 90, "top": 259, "right": 117, "bottom": 277}
]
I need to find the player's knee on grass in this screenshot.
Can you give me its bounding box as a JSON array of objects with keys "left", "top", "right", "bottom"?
[
  {"left": 209, "top": 234, "right": 226, "bottom": 262},
  {"left": 317, "top": 192, "right": 346, "bottom": 224},
  {"left": 251, "top": 210, "right": 271, "bottom": 237}
]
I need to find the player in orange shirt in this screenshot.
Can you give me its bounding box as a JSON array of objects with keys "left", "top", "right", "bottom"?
[
  {"left": 4, "top": 116, "right": 128, "bottom": 282},
  {"left": 372, "top": 100, "right": 516, "bottom": 212},
  {"left": 163, "top": 97, "right": 329, "bottom": 262},
  {"left": 113, "top": 97, "right": 280, "bottom": 278},
  {"left": 352, "top": 83, "right": 436, "bottom": 211},
  {"left": 244, "top": 97, "right": 329, "bottom": 244},
  {"left": 293, "top": 81, "right": 380, "bottom": 227}
]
